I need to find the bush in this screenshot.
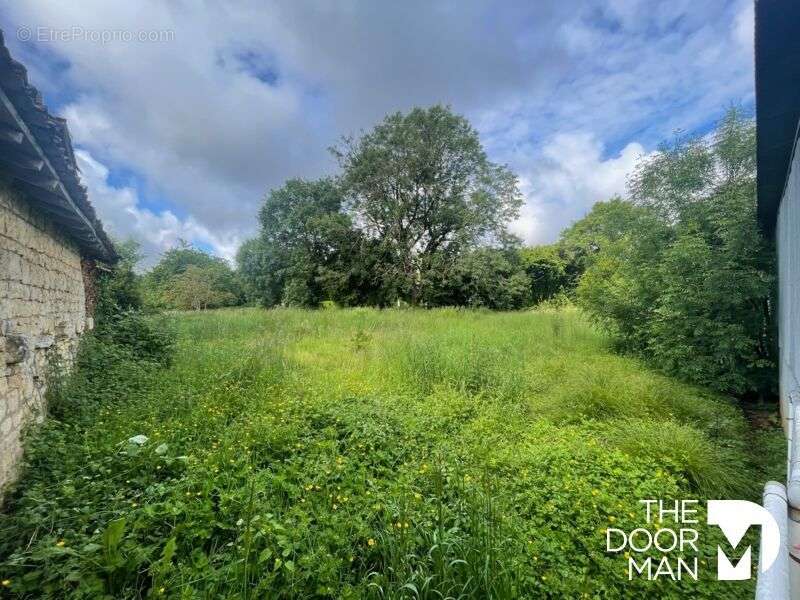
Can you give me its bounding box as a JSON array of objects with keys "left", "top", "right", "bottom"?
[
  {"left": 93, "top": 310, "right": 175, "bottom": 366},
  {"left": 48, "top": 261, "right": 175, "bottom": 420},
  {"left": 47, "top": 329, "right": 160, "bottom": 423},
  {"left": 576, "top": 110, "right": 776, "bottom": 397}
]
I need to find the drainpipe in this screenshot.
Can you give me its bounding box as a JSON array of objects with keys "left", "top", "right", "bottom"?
[
  {"left": 788, "top": 397, "right": 800, "bottom": 597},
  {"left": 756, "top": 481, "right": 790, "bottom": 599},
  {"left": 787, "top": 397, "right": 800, "bottom": 508}
]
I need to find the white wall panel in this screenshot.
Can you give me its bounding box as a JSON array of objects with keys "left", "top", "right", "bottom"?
[{"left": 778, "top": 141, "right": 800, "bottom": 425}]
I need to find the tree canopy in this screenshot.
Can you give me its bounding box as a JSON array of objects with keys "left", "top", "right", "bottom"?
[
  {"left": 576, "top": 109, "right": 775, "bottom": 397},
  {"left": 241, "top": 106, "right": 524, "bottom": 308},
  {"left": 143, "top": 242, "right": 244, "bottom": 310},
  {"left": 333, "top": 105, "right": 522, "bottom": 303}
]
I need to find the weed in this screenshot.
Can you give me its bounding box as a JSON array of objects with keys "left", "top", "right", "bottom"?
[{"left": 0, "top": 307, "right": 782, "bottom": 598}]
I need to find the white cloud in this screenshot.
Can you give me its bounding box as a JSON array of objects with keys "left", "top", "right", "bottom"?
[
  {"left": 2, "top": 0, "right": 755, "bottom": 259},
  {"left": 733, "top": 2, "right": 755, "bottom": 53},
  {"left": 510, "top": 133, "right": 647, "bottom": 244},
  {"left": 75, "top": 150, "right": 240, "bottom": 266}
]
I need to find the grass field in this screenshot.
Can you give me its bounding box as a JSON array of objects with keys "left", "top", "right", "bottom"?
[{"left": 0, "top": 308, "right": 784, "bottom": 598}]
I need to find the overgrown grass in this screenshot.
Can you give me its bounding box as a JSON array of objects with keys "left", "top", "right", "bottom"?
[{"left": 0, "top": 307, "right": 784, "bottom": 598}]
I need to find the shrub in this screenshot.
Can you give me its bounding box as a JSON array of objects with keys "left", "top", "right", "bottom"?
[
  {"left": 576, "top": 110, "right": 776, "bottom": 397},
  {"left": 92, "top": 310, "right": 175, "bottom": 366}
]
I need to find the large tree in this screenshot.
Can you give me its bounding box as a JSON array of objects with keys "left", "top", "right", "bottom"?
[
  {"left": 243, "top": 178, "right": 381, "bottom": 307},
  {"left": 333, "top": 105, "right": 522, "bottom": 304}
]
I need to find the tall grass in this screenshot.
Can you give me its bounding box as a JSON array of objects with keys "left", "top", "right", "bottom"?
[{"left": 0, "top": 307, "right": 783, "bottom": 599}]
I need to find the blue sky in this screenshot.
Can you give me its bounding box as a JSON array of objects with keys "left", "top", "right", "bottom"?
[{"left": 0, "top": 0, "right": 754, "bottom": 265}]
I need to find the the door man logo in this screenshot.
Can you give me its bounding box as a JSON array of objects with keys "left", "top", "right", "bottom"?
[
  {"left": 707, "top": 500, "right": 781, "bottom": 580},
  {"left": 606, "top": 499, "right": 781, "bottom": 581}
]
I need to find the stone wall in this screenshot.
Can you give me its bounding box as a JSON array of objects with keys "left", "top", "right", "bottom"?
[{"left": 0, "top": 180, "right": 91, "bottom": 494}]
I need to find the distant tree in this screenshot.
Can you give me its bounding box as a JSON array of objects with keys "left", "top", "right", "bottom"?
[
  {"left": 334, "top": 105, "right": 522, "bottom": 304},
  {"left": 244, "top": 178, "right": 370, "bottom": 307},
  {"left": 163, "top": 264, "right": 236, "bottom": 310},
  {"left": 518, "top": 244, "right": 572, "bottom": 304},
  {"left": 235, "top": 238, "right": 274, "bottom": 305},
  {"left": 577, "top": 109, "right": 776, "bottom": 397},
  {"left": 148, "top": 240, "right": 223, "bottom": 285},
  {"left": 419, "top": 246, "right": 529, "bottom": 310},
  {"left": 455, "top": 248, "right": 530, "bottom": 309},
  {"left": 144, "top": 242, "right": 242, "bottom": 310}
]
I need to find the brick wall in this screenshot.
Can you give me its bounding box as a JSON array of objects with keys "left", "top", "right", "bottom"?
[{"left": 0, "top": 180, "right": 91, "bottom": 494}]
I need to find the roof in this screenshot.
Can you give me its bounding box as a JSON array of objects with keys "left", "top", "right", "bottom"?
[
  {"left": 0, "top": 30, "right": 116, "bottom": 261},
  {"left": 755, "top": 0, "right": 800, "bottom": 238}
]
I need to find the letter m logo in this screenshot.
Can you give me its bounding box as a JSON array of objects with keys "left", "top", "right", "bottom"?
[{"left": 707, "top": 500, "right": 781, "bottom": 580}]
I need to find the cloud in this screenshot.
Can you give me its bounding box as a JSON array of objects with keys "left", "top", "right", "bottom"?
[
  {"left": 1, "top": 0, "right": 755, "bottom": 259},
  {"left": 733, "top": 2, "right": 755, "bottom": 53},
  {"left": 510, "top": 133, "right": 647, "bottom": 244},
  {"left": 75, "top": 150, "right": 240, "bottom": 267}
]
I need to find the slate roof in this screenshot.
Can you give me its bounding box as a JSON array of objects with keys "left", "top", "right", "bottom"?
[{"left": 0, "top": 29, "right": 116, "bottom": 261}]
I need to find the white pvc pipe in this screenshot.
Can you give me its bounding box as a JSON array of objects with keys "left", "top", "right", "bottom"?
[
  {"left": 788, "top": 401, "right": 800, "bottom": 508},
  {"left": 788, "top": 399, "right": 800, "bottom": 599},
  {"left": 756, "top": 481, "right": 790, "bottom": 600},
  {"left": 789, "top": 507, "right": 800, "bottom": 599}
]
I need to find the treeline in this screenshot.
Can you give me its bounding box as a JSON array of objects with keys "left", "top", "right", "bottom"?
[
  {"left": 137, "top": 234, "right": 582, "bottom": 313},
  {"left": 237, "top": 106, "right": 537, "bottom": 309},
  {"left": 234, "top": 105, "right": 776, "bottom": 398},
  {"left": 132, "top": 105, "right": 775, "bottom": 398},
  {"left": 111, "top": 241, "right": 245, "bottom": 312},
  {"left": 141, "top": 242, "right": 245, "bottom": 310}
]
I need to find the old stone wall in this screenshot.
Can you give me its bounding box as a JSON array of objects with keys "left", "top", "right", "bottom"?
[{"left": 0, "top": 181, "right": 90, "bottom": 494}]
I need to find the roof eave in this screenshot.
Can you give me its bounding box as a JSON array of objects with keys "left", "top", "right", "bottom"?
[{"left": 0, "top": 30, "right": 116, "bottom": 262}]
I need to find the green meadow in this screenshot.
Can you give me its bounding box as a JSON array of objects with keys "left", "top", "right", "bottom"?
[{"left": 0, "top": 308, "right": 783, "bottom": 598}]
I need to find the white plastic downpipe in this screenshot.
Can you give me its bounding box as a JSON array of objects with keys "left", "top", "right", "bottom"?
[
  {"left": 756, "top": 481, "right": 790, "bottom": 600},
  {"left": 788, "top": 399, "right": 800, "bottom": 598},
  {"left": 788, "top": 401, "right": 800, "bottom": 507}
]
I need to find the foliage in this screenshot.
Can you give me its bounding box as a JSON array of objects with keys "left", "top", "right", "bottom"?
[
  {"left": 235, "top": 237, "right": 274, "bottom": 305},
  {"left": 144, "top": 241, "right": 244, "bottom": 310},
  {"left": 46, "top": 320, "right": 174, "bottom": 425},
  {"left": 239, "top": 106, "right": 524, "bottom": 308},
  {"left": 241, "top": 178, "right": 383, "bottom": 308},
  {"left": 92, "top": 310, "right": 175, "bottom": 367},
  {"left": 576, "top": 109, "right": 776, "bottom": 397},
  {"left": 148, "top": 241, "right": 223, "bottom": 286},
  {"left": 334, "top": 105, "right": 522, "bottom": 304},
  {"left": 95, "top": 239, "right": 144, "bottom": 320},
  {"left": 422, "top": 247, "right": 531, "bottom": 309},
  {"left": 0, "top": 307, "right": 780, "bottom": 599},
  {"left": 518, "top": 244, "right": 573, "bottom": 303},
  {"left": 559, "top": 197, "right": 650, "bottom": 284},
  {"left": 162, "top": 265, "right": 237, "bottom": 310},
  {"left": 45, "top": 249, "right": 176, "bottom": 422}
]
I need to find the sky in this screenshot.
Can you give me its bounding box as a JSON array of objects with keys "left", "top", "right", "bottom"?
[{"left": 0, "top": 0, "right": 755, "bottom": 266}]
